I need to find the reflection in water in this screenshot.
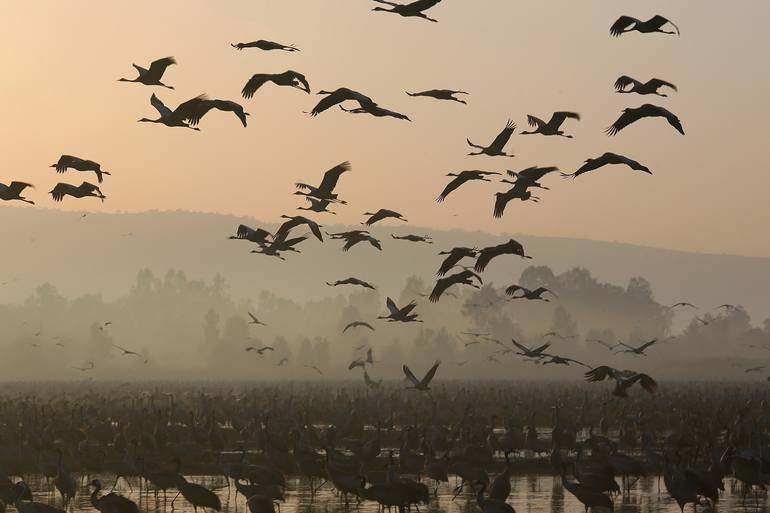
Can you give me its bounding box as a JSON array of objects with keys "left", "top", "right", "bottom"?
[{"left": 18, "top": 474, "right": 770, "bottom": 513}]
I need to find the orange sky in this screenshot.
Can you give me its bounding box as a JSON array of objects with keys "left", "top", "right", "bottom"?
[{"left": 2, "top": 0, "right": 769, "bottom": 256}]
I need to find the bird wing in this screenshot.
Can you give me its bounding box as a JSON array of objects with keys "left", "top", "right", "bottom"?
[
  {"left": 317, "top": 161, "right": 351, "bottom": 194},
  {"left": 248, "top": 312, "right": 259, "bottom": 323},
  {"left": 549, "top": 111, "right": 580, "bottom": 127},
  {"left": 386, "top": 297, "right": 400, "bottom": 316},
  {"left": 493, "top": 192, "right": 512, "bottom": 219},
  {"left": 400, "top": 301, "right": 418, "bottom": 316},
  {"left": 605, "top": 107, "right": 642, "bottom": 136},
  {"left": 610, "top": 16, "right": 639, "bottom": 36},
  {"left": 173, "top": 94, "right": 211, "bottom": 122},
  {"left": 429, "top": 276, "right": 452, "bottom": 303},
  {"left": 532, "top": 287, "right": 556, "bottom": 298},
  {"left": 637, "top": 339, "right": 657, "bottom": 352},
  {"left": 518, "top": 166, "right": 559, "bottom": 182},
  {"left": 647, "top": 78, "right": 677, "bottom": 92},
  {"left": 648, "top": 14, "right": 679, "bottom": 34},
  {"left": 402, "top": 364, "right": 421, "bottom": 386},
  {"left": 510, "top": 339, "right": 529, "bottom": 353},
  {"left": 150, "top": 93, "right": 173, "bottom": 118},
  {"left": 585, "top": 365, "right": 616, "bottom": 382},
  {"left": 146, "top": 56, "right": 176, "bottom": 81},
  {"left": 287, "top": 70, "right": 311, "bottom": 93},
  {"left": 473, "top": 247, "right": 497, "bottom": 272},
  {"left": 505, "top": 285, "right": 523, "bottom": 297},
  {"left": 7, "top": 181, "right": 34, "bottom": 195},
  {"left": 311, "top": 90, "right": 353, "bottom": 116},
  {"left": 614, "top": 75, "right": 641, "bottom": 91},
  {"left": 531, "top": 342, "right": 551, "bottom": 354},
  {"left": 241, "top": 74, "right": 272, "bottom": 99},
  {"left": 526, "top": 115, "right": 545, "bottom": 129},
  {"left": 613, "top": 154, "right": 651, "bottom": 173},
  {"left": 404, "top": 0, "right": 442, "bottom": 11},
  {"left": 421, "top": 360, "right": 441, "bottom": 385},
  {"left": 659, "top": 106, "right": 685, "bottom": 135},
  {"left": 437, "top": 175, "right": 469, "bottom": 203},
  {"left": 489, "top": 120, "right": 515, "bottom": 151},
  {"left": 628, "top": 373, "right": 658, "bottom": 393}
]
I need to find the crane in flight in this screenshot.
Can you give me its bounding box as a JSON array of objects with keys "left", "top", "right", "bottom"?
[
  {"left": 51, "top": 155, "right": 111, "bottom": 183},
  {"left": 295, "top": 162, "right": 351, "bottom": 203},
  {"left": 505, "top": 285, "right": 556, "bottom": 302},
  {"left": 275, "top": 215, "right": 323, "bottom": 242},
  {"left": 112, "top": 344, "right": 142, "bottom": 358},
  {"left": 429, "top": 270, "right": 483, "bottom": 303},
  {"left": 403, "top": 360, "right": 441, "bottom": 390},
  {"left": 669, "top": 302, "right": 697, "bottom": 310},
  {"left": 406, "top": 89, "right": 468, "bottom": 104},
  {"left": 339, "top": 104, "right": 411, "bottom": 121},
  {"left": 474, "top": 239, "right": 531, "bottom": 272},
  {"left": 605, "top": 104, "right": 684, "bottom": 136},
  {"left": 585, "top": 366, "right": 658, "bottom": 397},
  {"left": 493, "top": 182, "right": 538, "bottom": 218},
  {"left": 504, "top": 166, "right": 560, "bottom": 191},
  {"left": 246, "top": 346, "right": 274, "bottom": 355},
  {"left": 0, "top": 181, "right": 35, "bottom": 205},
  {"left": 437, "top": 247, "right": 477, "bottom": 276},
  {"left": 343, "top": 321, "right": 375, "bottom": 333},
  {"left": 247, "top": 313, "right": 267, "bottom": 326},
  {"left": 614, "top": 76, "right": 677, "bottom": 97},
  {"left": 437, "top": 170, "right": 500, "bottom": 203},
  {"left": 392, "top": 234, "right": 432, "bottom": 244},
  {"left": 378, "top": 297, "right": 422, "bottom": 323},
  {"left": 563, "top": 152, "right": 651, "bottom": 178},
  {"left": 362, "top": 209, "right": 408, "bottom": 226},
  {"left": 511, "top": 339, "right": 551, "bottom": 359},
  {"left": 610, "top": 15, "right": 680, "bottom": 37},
  {"left": 241, "top": 71, "right": 311, "bottom": 98},
  {"left": 326, "top": 278, "right": 376, "bottom": 290},
  {"left": 231, "top": 40, "right": 300, "bottom": 52},
  {"left": 50, "top": 182, "right": 105, "bottom": 202},
  {"left": 118, "top": 56, "right": 176, "bottom": 88},
  {"left": 615, "top": 339, "right": 657, "bottom": 356},
  {"left": 309, "top": 88, "right": 376, "bottom": 117},
  {"left": 182, "top": 98, "right": 250, "bottom": 128},
  {"left": 520, "top": 112, "right": 580, "bottom": 138},
  {"left": 138, "top": 94, "right": 207, "bottom": 130},
  {"left": 229, "top": 225, "right": 272, "bottom": 245},
  {"left": 328, "top": 230, "right": 382, "bottom": 252},
  {"left": 467, "top": 120, "right": 516, "bottom": 157},
  {"left": 371, "top": 0, "right": 443, "bottom": 23}
]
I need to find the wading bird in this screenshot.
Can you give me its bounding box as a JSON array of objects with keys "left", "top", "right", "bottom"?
[
  {"left": 295, "top": 162, "right": 351, "bottom": 203},
  {"left": 363, "top": 209, "right": 408, "bottom": 226},
  {"left": 605, "top": 104, "right": 684, "bottom": 136},
  {"left": 467, "top": 120, "right": 516, "bottom": 157},
  {"left": 474, "top": 239, "right": 531, "bottom": 272},
  {"left": 231, "top": 40, "right": 299, "bottom": 52},
  {"left": 50, "top": 182, "right": 105, "bottom": 202},
  {"left": 429, "top": 270, "right": 483, "bottom": 302},
  {"left": 0, "top": 181, "right": 34, "bottom": 204},
  {"left": 563, "top": 152, "right": 651, "bottom": 178},
  {"left": 506, "top": 285, "right": 556, "bottom": 301},
  {"left": 520, "top": 112, "right": 580, "bottom": 138},
  {"left": 615, "top": 339, "right": 657, "bottom": 356},
  {"left": 241, "top": 71, "right": 311, "bottom": 98},
  {"left": 51, "top": 155, "right": 111, "bottom": 183},
  {"left": 326, "top": 277, "right": 376, "bottom": 290},
  {"left": 406, "top": 89, "right": 468, "bottom": 103},
  {"left": 437, "top": 247, "right": 477, "bottom": 276},
  {"left": 614, "top": 76, "right": 677, "bottom": 96},
  {"left": 118, "top": 57, "right": 176, "bottom": 88},
  {"left": 371, "top": 0, "right": 443, "bottom": 23},
  {"left": 403, "top": 360, "right": 441, "bottom": 390},
  {"left": 378, "top": 297, "right": 422, "bottom": 323},
  {"left": 88, "top": 479, "right": 138, "bottom": 513},
  {"left": 610, "top": 15, "right": 680, "bottom": 37},
  {"left": 343, "top": 321, "right": 375, "bottom": 333},
  {"left": 585, "top": 366, "right": 658, "bottom": 397},
  {"left": 437, "top": 170, "right": 500, "bottom": 202}
]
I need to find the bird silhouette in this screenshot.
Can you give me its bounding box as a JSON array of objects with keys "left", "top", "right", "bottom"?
[
  {"left": 275, "top": 215, "right": 323, "bottom": 242},
  {"left": 605, "top": 104, "right": 684, "bottom": 136},
  {"left": 378, "top": 297, "right": 422, "bottom": 323},
  {"left": 295, "top": 162, "right": 351, "bottom": 203},
  {"left": 247, "top": 312, "right": 267, "bottom": 326},
  {"left": 371, "top": 0, "right": 443, "bottom": 22},
  {"left": 343, "top": 321, "right": 375, "bottom": 333},
  {"left": 615, "top": 76, "right": 677, "bottom": 96},
  {"left": 391, "top": 234, "right": 432, "bottom": 244},
  {"left": 520, "top": 112, "right": 580, "bottom": 138},
  {"left": 112, "top": 344, "right": 141, "bottom": 357},
  {"left": 363, "top": 209, "right": 408, "bottom": 226},
  {"left": 403, "top": 360, "right": 441, "bottom": 390},
  {"left": 241, "top": 71, "right": 311, "bottom": 98},
  {"left": 615, "top": 339, "right": 657, "bottom": 355},
  {"left": 437, "top": 247, "right": 477, "bottom": 276},
  {"left": 183, "top": 98, "right": 250, "bottom": 128},
  {"left": 309, "top": 88, "right": 376, "bottom": 117},
  {"left": 51, "top": 155, "right": 111, "bottom": 183},
  {"left": 328, "top": 230, "right": 383, "bottom": 252},
  {"left": 406, "top": 89, "right": 468, "bottom": 103},
  {"left": 563, "top": 152, "right": 651, "bottom": 178},
  {"left": 118, "top": 56, "right": 176, "bottom": 88},
  {"left": 0, "top": 181, "right": 35, "bottom": 204},
  {"left": 493, "top": 183, "right": 538, "bottom": 218},
  {"left": 230, "top": 225, "right": 272, "bottom": 245},
  {"left": 506, "top": 285, "right": 556, "bottom": 301},
  {"left": 584, "top": 366, "right": 658, "bottom": 397},
  {"left": 429, "top": 270, "right": 483, "bottom": 302},
  {"left": 437, "top": 170, "right": 500, "bottom": 202},
  {"left": 246, "top": 346, "right": 274, "bottom": 355},
  {"left": 610, "top": 15, "right": 680, "bottom": 37},
  {"left": 304, "top": 364, "right": 323, "bottom": 375},
  {"left": 231, "top": 40, "right": 300, "bottom": 52},
  {"left": 475, "top": 239, "right": 531, "bottom": 272},
  {"left": 669, "top": 301, "right": 697, "bottom": 309},
  {"left": 326, "top": 277, "right": 376, "bottom": 290},
  {"left": 511, "top": 340, "right": 551, "bottom": 359},
  {"left": 138, "top": 93, "right": 208, "bottom": 130},
  {"left": 339, "top": 104, "right": 411, "bottom": 121},
  {"left": 467, "top": 120, "right": 516, "bottom": 157},
  {"left": 50, "top": 182, "right": 105, "bottom": 202}
]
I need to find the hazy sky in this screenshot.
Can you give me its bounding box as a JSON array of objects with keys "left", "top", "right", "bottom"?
[{"left": 2, "top": 1, "right": 769, "bottom": 256}]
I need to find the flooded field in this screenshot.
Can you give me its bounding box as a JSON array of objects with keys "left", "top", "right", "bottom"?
[{"left": 16, "top": 473, "right": 770, "bottom": 513}]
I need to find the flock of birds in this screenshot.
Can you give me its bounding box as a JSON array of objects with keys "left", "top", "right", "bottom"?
[{"left": 5, "top": 3, "right": 770, "bottom": 513}]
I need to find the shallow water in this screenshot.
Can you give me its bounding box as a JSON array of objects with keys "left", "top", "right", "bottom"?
[{"left": 20, "top": 474, "right": 770, "bottom": 513}]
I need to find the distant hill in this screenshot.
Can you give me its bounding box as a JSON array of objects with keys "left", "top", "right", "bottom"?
[{"left": 1, "top": 206, "right": 769, "bottom": 324}]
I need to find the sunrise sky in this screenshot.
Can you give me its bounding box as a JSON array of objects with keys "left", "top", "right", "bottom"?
[{"left": 2, "top": 0, "right": 769, "bottom": 256}]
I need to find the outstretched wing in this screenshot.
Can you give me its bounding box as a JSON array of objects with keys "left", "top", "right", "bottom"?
[
  {"left": 648, "top": 14, "right": 679, "bottom": 35},
  {"left": 627, "top": 372, "right": 658, "bottom": 394},
  {"left": 404, "top": 0, "right": 442, "bottom": 11},
  {"left": 505, "top": 285, "right": 523, "bottom": 297},
  {"left": 437, "top": 175, "right": 467, "bottom": 203},
  {"left": 614, "top": 75, "right": 641, "bottom": 91},
  {"left": 242, "top": 74, "right": 272, "bottom": 99},
  {"left": 549, "top": 111, "right": 580, "bottom": 127},
  {"left": 511, "top": 339, "right": 529, "bottom": 353},
  {"left": 146, "top": 56, "right": 176, "bottom": 81},
  {"left": 637, "top": 339, "right": 657, "bottom": 352},
  {"left": 386, "top": 297, "right": 400, "bottom": 316},
  {"left": 420, "top": 360, "right": 441, "bottom": 386},
  {"left": 402, "top": 364, "right": 421, "bottom": 386},
  {"left": 489, "top": 120, "right": 516, "bottom": 152},
  {"left": 150, "top": 93, "right": 173, "bottom": 118},
  {"left": 605, "top": 107, "right": 642, "bottom": 136},
  {"left": 647, "top": 78, "right": 677, "bottom": 92},
  {"left": 7, "top": 181, "right": 34, "bottom": 195},
  {"left": 318, "top": 161, "right": 351, "bottom": 193},
  {"left": 610, "top": 16, "right": 639, "bottom": 36},
  {"left": 585, "top": 365, "right": 616, "bottom": 382},
  {"left": 531, "top": 342, "right": 551, "bottom": 354}
]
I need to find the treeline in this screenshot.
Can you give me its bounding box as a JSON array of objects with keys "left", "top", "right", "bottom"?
[{"left": 0, "top": 266, "right": 768, "bottom": 381}]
